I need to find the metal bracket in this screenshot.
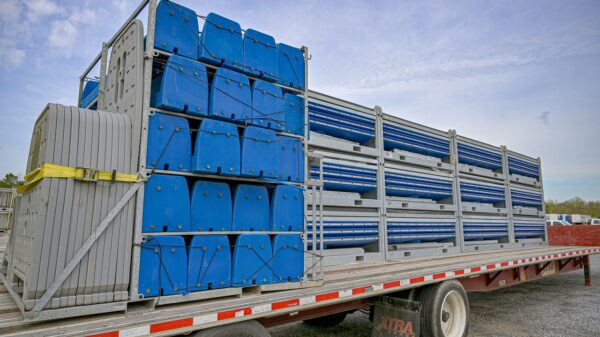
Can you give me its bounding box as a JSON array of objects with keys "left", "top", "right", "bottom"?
[{"left": 76, "top": 168, "right": 98, "bottom": 182}]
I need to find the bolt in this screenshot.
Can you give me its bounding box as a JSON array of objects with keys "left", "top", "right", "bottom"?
[{"left": 156, "top": 186, "right": 162, "bottom": 191}]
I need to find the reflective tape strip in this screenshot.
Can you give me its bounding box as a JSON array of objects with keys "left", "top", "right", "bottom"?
[{"left": 85, "top": 248, "right": 600, "bottom": 337}]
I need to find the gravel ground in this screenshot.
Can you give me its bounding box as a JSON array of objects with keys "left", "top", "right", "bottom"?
[{"left": 269, "top": 254, "right": 600, "bottom": 337}]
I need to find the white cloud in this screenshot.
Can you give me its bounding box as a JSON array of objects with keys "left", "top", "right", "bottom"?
[
  {"left": 0, "top": 47, "right": 26, "bottom": 68},
  {"left": 48, "top": 20, "right": 78, "bottom": 51},
  {"left": 25, "top": 0, "right": 63, "bottom": 22},
  {"left": 0, "top": 0, "right": 22, "bottom": 26},
  {"left": 69, "top": 8, "right": 97, "bottom": 25}
]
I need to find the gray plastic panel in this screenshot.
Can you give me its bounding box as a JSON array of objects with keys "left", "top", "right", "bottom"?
[{"left": 4, "top": 104, "right": 134, "bottom": 311}]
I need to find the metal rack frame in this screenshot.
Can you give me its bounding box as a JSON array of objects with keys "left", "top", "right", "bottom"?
[{"left": 77, "top": 0, "right": 320, "bottom": 309}]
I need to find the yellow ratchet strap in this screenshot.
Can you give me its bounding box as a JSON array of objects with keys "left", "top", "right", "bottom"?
[{"left": 17, "top": 163, "right": 143, "bottom": 193}]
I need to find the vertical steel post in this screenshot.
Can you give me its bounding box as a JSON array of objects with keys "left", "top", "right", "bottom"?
[
  {"left": 501, "top": 146, "right": 516, "bottom": 245},
  {"left": 449, "top": 130, "right": 465, "bottom": 252},
  {"left": 583, "top": 255, "right": 592, "bottom": 286},
  {"left": 374, "top": 106, "right": 388, "bottom": 260},
  {"left": 129, "top": 0, "right": 157, "bottom": 299},
  {"left": 537, "top": 156, "right": 548, "bottom": 244},
  {"left": 77, "top": 77, "right": 85, "bottom": 109},
  {"left": 97, "top": 42, "right": 109, "bottom": 109}
]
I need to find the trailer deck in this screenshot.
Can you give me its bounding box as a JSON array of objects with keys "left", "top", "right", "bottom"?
[{"left": 0, "top": 246, "right": 597, "bottom": 337}]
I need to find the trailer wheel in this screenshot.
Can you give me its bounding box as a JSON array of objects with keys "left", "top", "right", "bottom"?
[
  {"left": 304, "top": 311, "right": 348, "bottom": 327},
  {"left": 419, "top": 280, "right": 469, "bottom": 337},
  {"left": 194, "top": 320, "right": 270, "bottom": 337}
]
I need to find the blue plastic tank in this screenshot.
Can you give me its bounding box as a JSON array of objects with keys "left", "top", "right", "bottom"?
[
  {"left": 190, "top": 181, "right": 232, "bottom": 231},
  {"left": 188, "top": 235, "right": 231, "bottom": 291},
  {"left": 232, "top": 184, "right": 270, "bottom": 231},
  {"left": 277, "top": 43, "right": 305, "bottom": 90},
  {"left": 143, "top": 174, "right": 190, "bottom": 233},
  {"left": 139, "top": 236, "right": 187, "bottom": 297},
  {"left": 80, "top": 80, "right": 99, "bottom": 109},
  {"left": 147, "top": 112, "right": 191, "bottom": 172},
  {"left": 271, "top": 185, "right": 303, "bottom": 232},
  {"left": 277, "top": 136, "right": 304, "bottom": 183},
  {"left": 251, "top": 80, "right": 285, "bottom": 131},
  {"left": 240, "top": 126, "right": 278, "bottom": 178},
  {"left": 209, "top": 67, "right": 252, "bottom": 123},
  {"left": 154, "top": 0, "right": 199, "bottom": 59},
  {"left": 283, "top": 93, "right": 304, "bottom": 135},
  {"left": 151, "top": 55, "right": 209, "bottom": 116},
  {"left": 232, "top": 234, "right": 273, "bottom": 286},
  {"left": 192, "top": 119, "right": 240, "bottom": 176},
  {"left": 272, "top": 234, "right": 303, "bottom": 283},
  {"left": 243, "top": 29, "right": 277, "bottom": 80},
  {"left": 199, "top": 13, "right": 243, "bottom": 72}
]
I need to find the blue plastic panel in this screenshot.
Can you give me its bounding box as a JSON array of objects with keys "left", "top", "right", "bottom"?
[
  {"left": 199, "top": 13, "right": 243, "bottom": 72},
  {"left": 307, "top": 220, "right": 379, "bottom": 248},
  {"left": 277, "top": 136, "right": 304, "bottom": 183},
  {"left": 272, "top": 234, "right": 303, "bottom": 282},
  {"left": 508, "top": 156, "right": 540, "bottom": 179},
  {"left": 80, "top": 80, "right": 99, "bottom": 109},
  {"left": 277, "top": 43, "right": 305, "bottom": 90},
  {"left": 143, "top": 174, "right": 190, "bottom": 232},
  {"left": 387, "top": 220, "right": 456, "bottom": 244},
  {"left": 139, "top": 236, "right": 187, "bottom": 297},
  {"left": 460, "top": 181, "right": 505, "bottom": 204},
  {"left": 251, "top": 80, "right": 285, "bottom": 131},
  {"left": 243, "top": 29, "right": 277, "bottom": 80},
  {"left": 308, "top": 99, "right": 375, "bottom": 144},
  {"left": 283, "top": 93, "right": 305, "bottom": 135},
  {"left": 151, "top": 55, "right": 208, "bottom": 116},
  {"left": 271, "top": 185, "right": 303, "bottom": 231},
  {"left": 154, "top": 0, "right": 199, "bottom": 59},
  {"left": 511, "top": 188, "right": 543, "bottom": 208},
  {"left": 209, "top": 67, "right": 252, "bottom": 122},
  {"left": 240, "top": 126, "right": 278, "bottom": 178},
  {"left": 383, "top": 122, "right": 450, "bottom": 158},
  {"left": 514, "top": 220, "right": 546, "bottom": 239},
  {"left": 147, "top": 112, "right": 191, "bottom": 172},
  {"left": 190, "top": 181, "right": 232, "bottom": 231},
  {"left": 188, "top": 235, "right": 231, "bottom": 291},
  {"left": 457, "top": 142, "right": 502, "bottom": 170},
  {"left": 232, "top": 234, "right": 273, "bottom": 286},
  {"left": 462, "top": 221, "right": 508, "bottom": 241},
  {"left": 192, "top": 119, "right": 240, "bottom": 176},
  {"left": 385, "top": 170, "right": 453, "bottom": 200},
  {"left": 312, "top": 161, "right": 377, "bottom": 193},
  {"left": 232, "top": 184, "right": 270, "bottom": 231}
]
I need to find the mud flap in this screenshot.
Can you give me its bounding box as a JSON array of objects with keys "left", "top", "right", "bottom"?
[{"left": 371, "top": 296, "right": 421, "bottom": 337}]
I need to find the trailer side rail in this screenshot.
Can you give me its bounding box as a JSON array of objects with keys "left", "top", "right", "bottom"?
[{"left": 1, "top": 246, "right": 596, "bottom": 337}]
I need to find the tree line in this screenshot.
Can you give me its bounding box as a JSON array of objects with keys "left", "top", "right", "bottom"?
[{"left": 545, "top": 197, "right": 600, "bottom": 218}]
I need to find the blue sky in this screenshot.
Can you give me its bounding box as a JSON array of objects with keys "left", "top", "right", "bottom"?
[{"left": 0, "top": 0, "right": 599, "bottom": 200}]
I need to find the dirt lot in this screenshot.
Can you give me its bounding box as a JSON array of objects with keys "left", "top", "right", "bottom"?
[{"left": 269, "top": 254, "right": 600, "bottom": 337}]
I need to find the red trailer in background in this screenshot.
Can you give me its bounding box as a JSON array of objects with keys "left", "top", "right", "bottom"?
[{"left": 548, "top": 225, "right": 600, "bottom": 247}]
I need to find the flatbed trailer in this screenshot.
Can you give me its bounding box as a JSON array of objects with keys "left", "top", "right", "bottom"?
[
  {"left": 0, "top": 246, "right": 597, "bottom": 336},
  {"left": 2, "top": 1, "right": 599, "bottom": 336}
]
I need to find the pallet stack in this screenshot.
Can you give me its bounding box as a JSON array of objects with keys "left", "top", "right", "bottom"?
[{"left": 306, "top": 92, "right": 548, "bottom": 265}]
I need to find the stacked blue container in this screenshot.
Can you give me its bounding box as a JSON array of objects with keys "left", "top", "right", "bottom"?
[{"left": 139, "top": 0, "right": 306, "bottom": 297}]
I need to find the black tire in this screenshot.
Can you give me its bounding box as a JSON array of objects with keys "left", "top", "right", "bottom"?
[
  {"left": 194, "top": 320, "right": 270, "bottom": 337},
  {"left": 419, "top": 280, "right": 469, "bottom": 337},
  {"left": 304, "top": 311, "right": 348, "bottom": 328}
]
